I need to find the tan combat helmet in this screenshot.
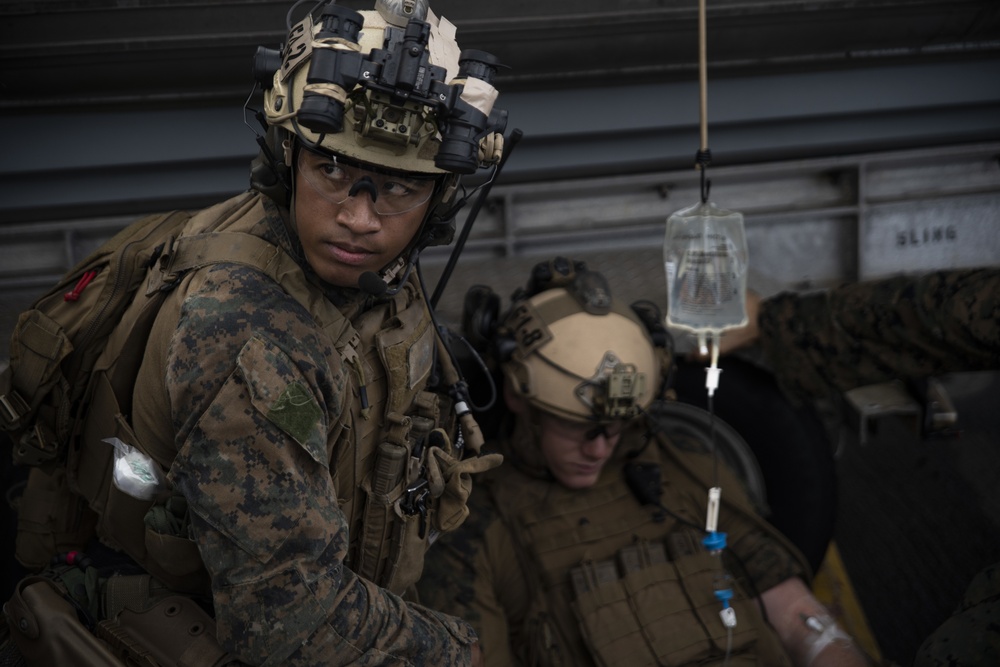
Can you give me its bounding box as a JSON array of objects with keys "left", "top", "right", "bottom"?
[
  {"left": 250, "top": 0, "right": 507, "bottom": 244},
  {"left": 498, "top": 263, "right": 662, "bottom": 425}
]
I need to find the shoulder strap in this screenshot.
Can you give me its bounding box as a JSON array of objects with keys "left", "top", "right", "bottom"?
[{"left": 152, "top": 231, "right": 360, "bottom": 357}]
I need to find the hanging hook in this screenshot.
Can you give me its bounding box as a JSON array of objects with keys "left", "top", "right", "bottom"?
[{"left": 696, "top": 149, "right": 712, "bottom": 204}]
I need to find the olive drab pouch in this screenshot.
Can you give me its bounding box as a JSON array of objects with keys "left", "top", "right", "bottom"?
[
  {"left": 570, "top": 539, "right": 763, "bottom": 667},
  {"left": 1, "top": 210, "right": 195, "bottom": 569},
  {"left": 356, "top": 427, "right": 502, "bottom": 594},
  {"left": 570, "top": 557, "right": 652, "bottom": 667},
  {"left": 355, "top": 438, "right": 423, "bottom": 593}
]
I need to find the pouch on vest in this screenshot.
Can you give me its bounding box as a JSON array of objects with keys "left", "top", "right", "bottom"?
[
  {"left": 571, "top": 557, "right": 654, "bottom": 667},
  {"left": 570, "top": 539, "right": 762, "bottom": 666},
  {"left": 671, "top": 549, "right": 759, "bottom": 659},
  {"left": 355, "top": 437, "right": 430, "bottom": 594},
  {"left": 352, "top": 282, "right": 485, "bottom": 592},
  {"left": 355, "top": 414, "right": 444, "bottom": 593},
  {"left": 385, "top": 431, "right": 501, "bottom": 593},
  {"left": 355, "top": 427, "right": 501, "bottom": 593}
]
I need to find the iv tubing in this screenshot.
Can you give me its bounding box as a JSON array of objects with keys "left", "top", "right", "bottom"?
[{"left": 694, "top": 3, "right": 737, "bottom": 656}]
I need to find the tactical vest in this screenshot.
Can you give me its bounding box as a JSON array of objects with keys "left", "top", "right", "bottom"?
[
  {"left": 485, "top": 428, "right": 795, "bottom": 667},
  {"left": 18, "top": 191, "right": 473, "bottom": 598}
]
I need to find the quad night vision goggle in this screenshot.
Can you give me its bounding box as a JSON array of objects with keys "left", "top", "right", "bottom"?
[{"left": 252, "top": 0, "right": 507, "bottom": 175}]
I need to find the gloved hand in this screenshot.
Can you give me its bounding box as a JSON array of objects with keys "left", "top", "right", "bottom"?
[{"left": 423, "top": 429, "right": 502, "bottom": 532}]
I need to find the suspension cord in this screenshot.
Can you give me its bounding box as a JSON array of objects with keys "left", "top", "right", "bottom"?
[
  {"left": 697, "top": 0, "right": 712, "bottom": 204},
  {"left": 699, "top": 0, "right": 709, "bottom": 153}
]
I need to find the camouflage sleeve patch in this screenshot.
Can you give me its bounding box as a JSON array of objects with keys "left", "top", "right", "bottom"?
[
  {"left": 758, "top": 268, "right": 1000, "bottom": 402},
  {"left": 171, "top": 352, "right": 341, "bottom": 565},
  {"left": 238, "top": 333, "right": 326, "bottom": 463}
]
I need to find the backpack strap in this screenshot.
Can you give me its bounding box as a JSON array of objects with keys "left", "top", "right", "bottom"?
[
  {"left": 150, "top": 231, "right": 361, "bottom": 365},
  {"left": 146, "top": 232, "right": 287, "bottom": 295},
  {"left": 0, "top": 322, "right": 58, "bottom": 437}
]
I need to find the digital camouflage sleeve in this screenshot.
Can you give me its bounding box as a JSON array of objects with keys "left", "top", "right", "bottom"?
[
  {"left": 144, "top": 259, "right": 477, "bottom": 667},
  {"left": 757, "top": 268, "right": 1000, "bottom": 403}
]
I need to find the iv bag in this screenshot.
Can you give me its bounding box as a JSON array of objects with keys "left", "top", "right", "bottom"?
[{"left": 663, "top": 200, "right": 748, "bottom": 334}]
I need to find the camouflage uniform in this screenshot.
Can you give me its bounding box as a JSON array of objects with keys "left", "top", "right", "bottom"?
[
  {"left": 755, "top": 267, "right": 1000, "bottom": 667},
  {"left": 757, "top": 268, "right": 1000, "bottom": 405},
  {"left": 117, "top": 191, "right": 477, "bottom": 666},
  {"left": 417, "top": 416, "right": 808, "bottom": 667}
]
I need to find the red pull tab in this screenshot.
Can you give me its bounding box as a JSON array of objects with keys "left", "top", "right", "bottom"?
[{"left": 64, "top": 270, "right": 97, "bottom": 302}]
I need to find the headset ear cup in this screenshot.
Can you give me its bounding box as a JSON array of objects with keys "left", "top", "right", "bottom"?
[
  {"left": 418, "top": 174, "right": 464, "bottom": 249},
  {"left": 250, "top": 126, "right": 293, "bottom": 207},
  {"left": 462, "top": 285, "right": 501, "bottom": 353}
]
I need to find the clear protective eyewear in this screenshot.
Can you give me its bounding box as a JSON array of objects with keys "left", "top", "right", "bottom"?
[
  {"left": 298, "top": 149, "right": 439, "bottom": 216},
  {"left": 543, "top": 413, "right": 626, "bottom": 442}
]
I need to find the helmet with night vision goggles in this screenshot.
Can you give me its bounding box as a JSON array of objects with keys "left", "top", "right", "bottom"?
[
  {"left": 490, "top": 258, "right": 670, "bottom": 425},
  {"left": 250, "top": 0, "right": 507, "bottom": 246}
]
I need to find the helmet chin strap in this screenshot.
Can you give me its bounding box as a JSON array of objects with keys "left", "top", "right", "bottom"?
[
  {"left": 382, "top": 249, "right": 418, "bottom": 297},
  {"left": 359, "top": 248, "right": 418, "bottom": 297}
]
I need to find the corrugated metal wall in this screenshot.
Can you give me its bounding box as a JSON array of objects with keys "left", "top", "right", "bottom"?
[
  {"left": 2, "top": 1, "right": 999, "bottom": 359},
  {"left": 4, "top": 141, "right": 998, "bottom": 358}
]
